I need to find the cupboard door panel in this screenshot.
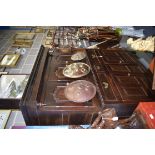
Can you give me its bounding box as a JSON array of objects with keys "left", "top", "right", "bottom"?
[
  {"left": 41, "top": 82, "right": 94, "bottom": 107},
  {"left": 128, "top": 65, "right": 145, "bottom": 74},
  {"left": 97, "top": 50, "right": 137, "bottom": 65},
  {"left": 112, "top": 74, "right": 154, "bottom": 101},
  {"left": 96, "top": 73, "right": 121, "bottom": 102},
  {"left": 107, "top": 64, "right": 145, "bottom": 74},
  {"left": 99, "top": 50, "right": 125, "bottom": 64}
]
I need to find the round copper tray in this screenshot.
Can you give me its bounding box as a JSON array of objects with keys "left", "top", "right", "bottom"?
[
  {"left": 64, "top": 80, "right": 96, "bottom": 102},
  {"left": 71, "top": 51, "right": 86, "bottom": 61},
  {"left": 63, "top": 62, "right": 90, "bottom": 78}
]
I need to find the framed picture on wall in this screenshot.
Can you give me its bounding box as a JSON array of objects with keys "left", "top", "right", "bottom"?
[
  {"left": 14, "top": 33, "right": 35, "bottom": 40},
  {"left": 0, "top": 74, "right": 29, "bottom": 99},
  {"left": 12, "top": 40, "right": 33, "bottom": 48},
  {"left": 0, "top": 54, "right": 20, "bottom": 67}
]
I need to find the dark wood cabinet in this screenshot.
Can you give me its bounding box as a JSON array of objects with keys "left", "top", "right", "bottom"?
[
  {"left": 20, "top": 47, "right": 155, "bottom": 125},
  {"left": 87, "top": 49, "right": 155, "bottom": 117}
]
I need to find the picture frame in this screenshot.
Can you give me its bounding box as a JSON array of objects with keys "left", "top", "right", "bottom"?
[
  {"left": 0, "top": 53, "right": 20, "bottom": 67},
  {"left": 14, "top": 33, "right": 35, "bottom": 40},
  {"left": 0, "top": 110, "right": 11, "bottom": 129},
  {"left": 0, "top": 74, "right": 29, "bottom": 99},
  {"left": 12, "top": 40, "right": 33, "bottom": 48}
]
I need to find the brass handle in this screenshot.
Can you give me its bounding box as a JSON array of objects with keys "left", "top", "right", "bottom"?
[
  {"left": 55, "top": 70, "right": 58, "bottom": 77},
  {"left": 36, "top": 102, "right": 47, "bottom": 107},
  {"left": 92, "top": 54, "right": 96, "bottom": 59},
  {"left": 65, "top": 61, "right": 69, "bottom": 65},
  {"left": 96, "top": 66, "right": 100, "bottom": 70},
  {"left": 102, "top": 82, "right": 109, "bottom": 89}
]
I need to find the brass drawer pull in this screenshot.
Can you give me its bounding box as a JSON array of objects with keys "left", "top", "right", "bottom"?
[
  {"left": 92, "top": 54, "right": 103, "bottom": 59},
  {"left": 55, "top": 70, "right": 58, "bottom": 77},
  {"left": 102, "top": 82, "right": 109, "bottom": 89},
  {"left": 36, "top": 102, "right": 47, "bottom": 107},
  {"left": 96, "top": 66, "right": 100, "bottom": 70},
  {"left": 92, "top": 54, "right": 96, "bottom": 59}
]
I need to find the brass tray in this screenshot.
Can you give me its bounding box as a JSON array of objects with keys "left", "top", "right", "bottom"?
[
  {"left": 14, "top": 33, "right": 35, "bottom": 40},
  {"left": 12, "top": 40, "right": 33, "bottom": 48},
  {"left": 64, "top": 80, "right": 96, "bottom": 102},
  {"left": 71, "top": 51, "right": 86, "bottom": 61},
  {"left": 0, "top": 54, "right": 20, "bottom": 67},
  {"left": 63, "top": 62, "right": 90, "bottom": 78}
]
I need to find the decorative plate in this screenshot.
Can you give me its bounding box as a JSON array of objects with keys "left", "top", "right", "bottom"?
[
  {"left": 71, "top": 51, "right": 86, "bottom": 61},
  {"left": 63, "top": 62, "right": 90, "bottom": 78},
  {"left": 64, "top": 80, "right": 96, "bottom": 102}
]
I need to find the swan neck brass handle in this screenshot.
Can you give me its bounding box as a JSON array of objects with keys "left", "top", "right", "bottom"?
[{"left": 102, "top": 82, "right": 109, "bottom": 89}]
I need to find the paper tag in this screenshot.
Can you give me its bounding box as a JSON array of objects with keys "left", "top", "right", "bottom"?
[
  {"left": 149, "top": 114, "right": 154, "bottom": 119},
  {"left": 112, "top": 117, "right": 118, "bottom": 121}
]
